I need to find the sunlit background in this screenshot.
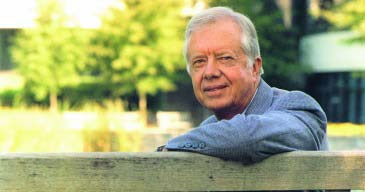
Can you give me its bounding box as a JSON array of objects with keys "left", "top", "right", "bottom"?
[{"left": 0, "top": 0, "right": 364, "bottom": 153}]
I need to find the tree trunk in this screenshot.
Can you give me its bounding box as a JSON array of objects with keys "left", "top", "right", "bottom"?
[
  {"left": 50, "top": 92, "right": 58, "bottom": 113},
  {"left": 139, "top": 92, "right": 147, "bottom": 128}
]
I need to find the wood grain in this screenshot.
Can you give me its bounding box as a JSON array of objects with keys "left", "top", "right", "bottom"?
[{"left": 0, "top": 151, "right": 364, "bottom": 191}]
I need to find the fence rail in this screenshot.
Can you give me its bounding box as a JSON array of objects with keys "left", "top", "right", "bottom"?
[{"left": 0, "top": 151, "right": 364, "bottom": 191}]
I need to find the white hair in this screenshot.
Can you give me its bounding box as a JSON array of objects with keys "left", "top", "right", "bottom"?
[{"left": 184, "top": 7, "right": 263, "bottom": 75}]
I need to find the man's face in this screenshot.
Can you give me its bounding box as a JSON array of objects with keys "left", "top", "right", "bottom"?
[{"left": 187, "top": 18, "right": 261, "bottom": 119}]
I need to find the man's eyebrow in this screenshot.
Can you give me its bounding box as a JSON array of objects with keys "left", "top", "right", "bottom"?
[
  {"left": 190, "top": 55, "right": 206, "bottom": 60},
  {"left": 215, "top": 51, "right": 236, "bottom": 57}
]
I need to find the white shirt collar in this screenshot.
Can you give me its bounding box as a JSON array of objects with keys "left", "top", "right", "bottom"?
[{"left": 243, "top": 87, "right": 258, "bottom": 115}]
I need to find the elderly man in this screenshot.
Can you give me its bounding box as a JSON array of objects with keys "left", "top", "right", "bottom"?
[{"left": 157, "top": 7, "right": 328, "bottom": 164}]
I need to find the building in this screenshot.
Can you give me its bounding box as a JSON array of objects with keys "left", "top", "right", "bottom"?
[{"left": 302, "top": 31, "right": 365, "bottom": 123}]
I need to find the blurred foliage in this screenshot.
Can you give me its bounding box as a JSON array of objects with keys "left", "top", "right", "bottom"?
[
  {"left": 88, "top": 0, "right": 187, "bottom": 107},
  {"left": 321, "top": 0, "right": 365, "bottom": 43},
  {"left": 9, "top": 0, "right": 187, "bottom": 113},
  {"left": 0, "top": 89, "right": 18, "bottom": 107},
  {"left": 209, "top": 0, "right": 306, "bottom": 90},
  {"left": 11, "top": 0, "right": 91, "bottom": 111},
  {"left": 59, "top": 81, "right": 118, "bottom": 110}
]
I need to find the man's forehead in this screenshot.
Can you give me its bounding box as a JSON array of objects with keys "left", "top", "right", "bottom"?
[
  {"left": 188, "top": 36, "right": 241, "bottom": 58},
  {"left": 190, "top": 49, "right": 236, "bottom": 57}
]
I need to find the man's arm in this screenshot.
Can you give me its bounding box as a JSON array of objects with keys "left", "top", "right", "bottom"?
[{"left": 163, "top": 91, "right": 328, "bottom": 164}]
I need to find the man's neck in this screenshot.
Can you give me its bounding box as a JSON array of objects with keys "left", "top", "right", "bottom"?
[
  {"left": 214, "top": 79, "right": 261, "bottom": 120},
  {"left": 215, "top": 105, "right": 245, "bottom": 120}
]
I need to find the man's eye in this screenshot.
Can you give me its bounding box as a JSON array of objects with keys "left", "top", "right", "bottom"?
[
  {"left": 192, "top": 59, "right": 206, "bottom": 67},
  {"left": 193, "top": 59, "right": 205, "bottom": 64},
  {"left": 219, "top": 56, "right": 234, "bottom": 61}
]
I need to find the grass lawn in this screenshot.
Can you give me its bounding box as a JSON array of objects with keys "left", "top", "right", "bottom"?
[{"left": 328, "top": 123, "right": 365, "bottom": 137}]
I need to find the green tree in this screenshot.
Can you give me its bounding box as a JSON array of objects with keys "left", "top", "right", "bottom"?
[
  {"left": 11, "top": 0, "right": 90, "bottom": 111},
  {"left": 209, "top": 0, "right": 304, "bottom": 89},
  {"left": 321, "top": 0, "right": 365, "bottom": 43},
  {"left": 88, "top": 0, "right": 186, "bottom": 125}
]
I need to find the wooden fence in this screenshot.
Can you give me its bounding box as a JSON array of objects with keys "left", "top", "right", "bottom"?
[{"left": 0, "top": 151, "right": 364, "bottom": 191}]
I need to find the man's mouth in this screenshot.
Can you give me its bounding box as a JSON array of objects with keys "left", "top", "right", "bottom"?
[{"left": 203, "top": 84, "right": 228, "bottom": 92}]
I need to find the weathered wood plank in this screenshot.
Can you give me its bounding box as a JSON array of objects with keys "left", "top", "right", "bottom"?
[{"left": 0, "top": 151, "right": 364, "bottom": 191}]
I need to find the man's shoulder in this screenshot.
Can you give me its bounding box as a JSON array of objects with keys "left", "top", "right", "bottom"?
[
  {"left": 199, "top": 115, "right": 218, "bottom": 126},
  {"left": 270, "top": 88, "right": 322, "bottom": 111},
  {"left": 271, "top": 87, "right": 311, "bottom": 98}
]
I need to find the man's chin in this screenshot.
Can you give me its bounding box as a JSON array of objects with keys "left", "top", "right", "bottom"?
[{"left": 204, "top": 102, "right": 230, "bottom": 113}]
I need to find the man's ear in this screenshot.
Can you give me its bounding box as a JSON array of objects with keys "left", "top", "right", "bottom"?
[{"left": 252, "top": 57, "right": 262, "bottom": 77}]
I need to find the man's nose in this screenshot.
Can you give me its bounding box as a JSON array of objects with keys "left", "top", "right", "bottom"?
[{"left": 203, "top": 58, "right": 221, "bottom": 80}]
